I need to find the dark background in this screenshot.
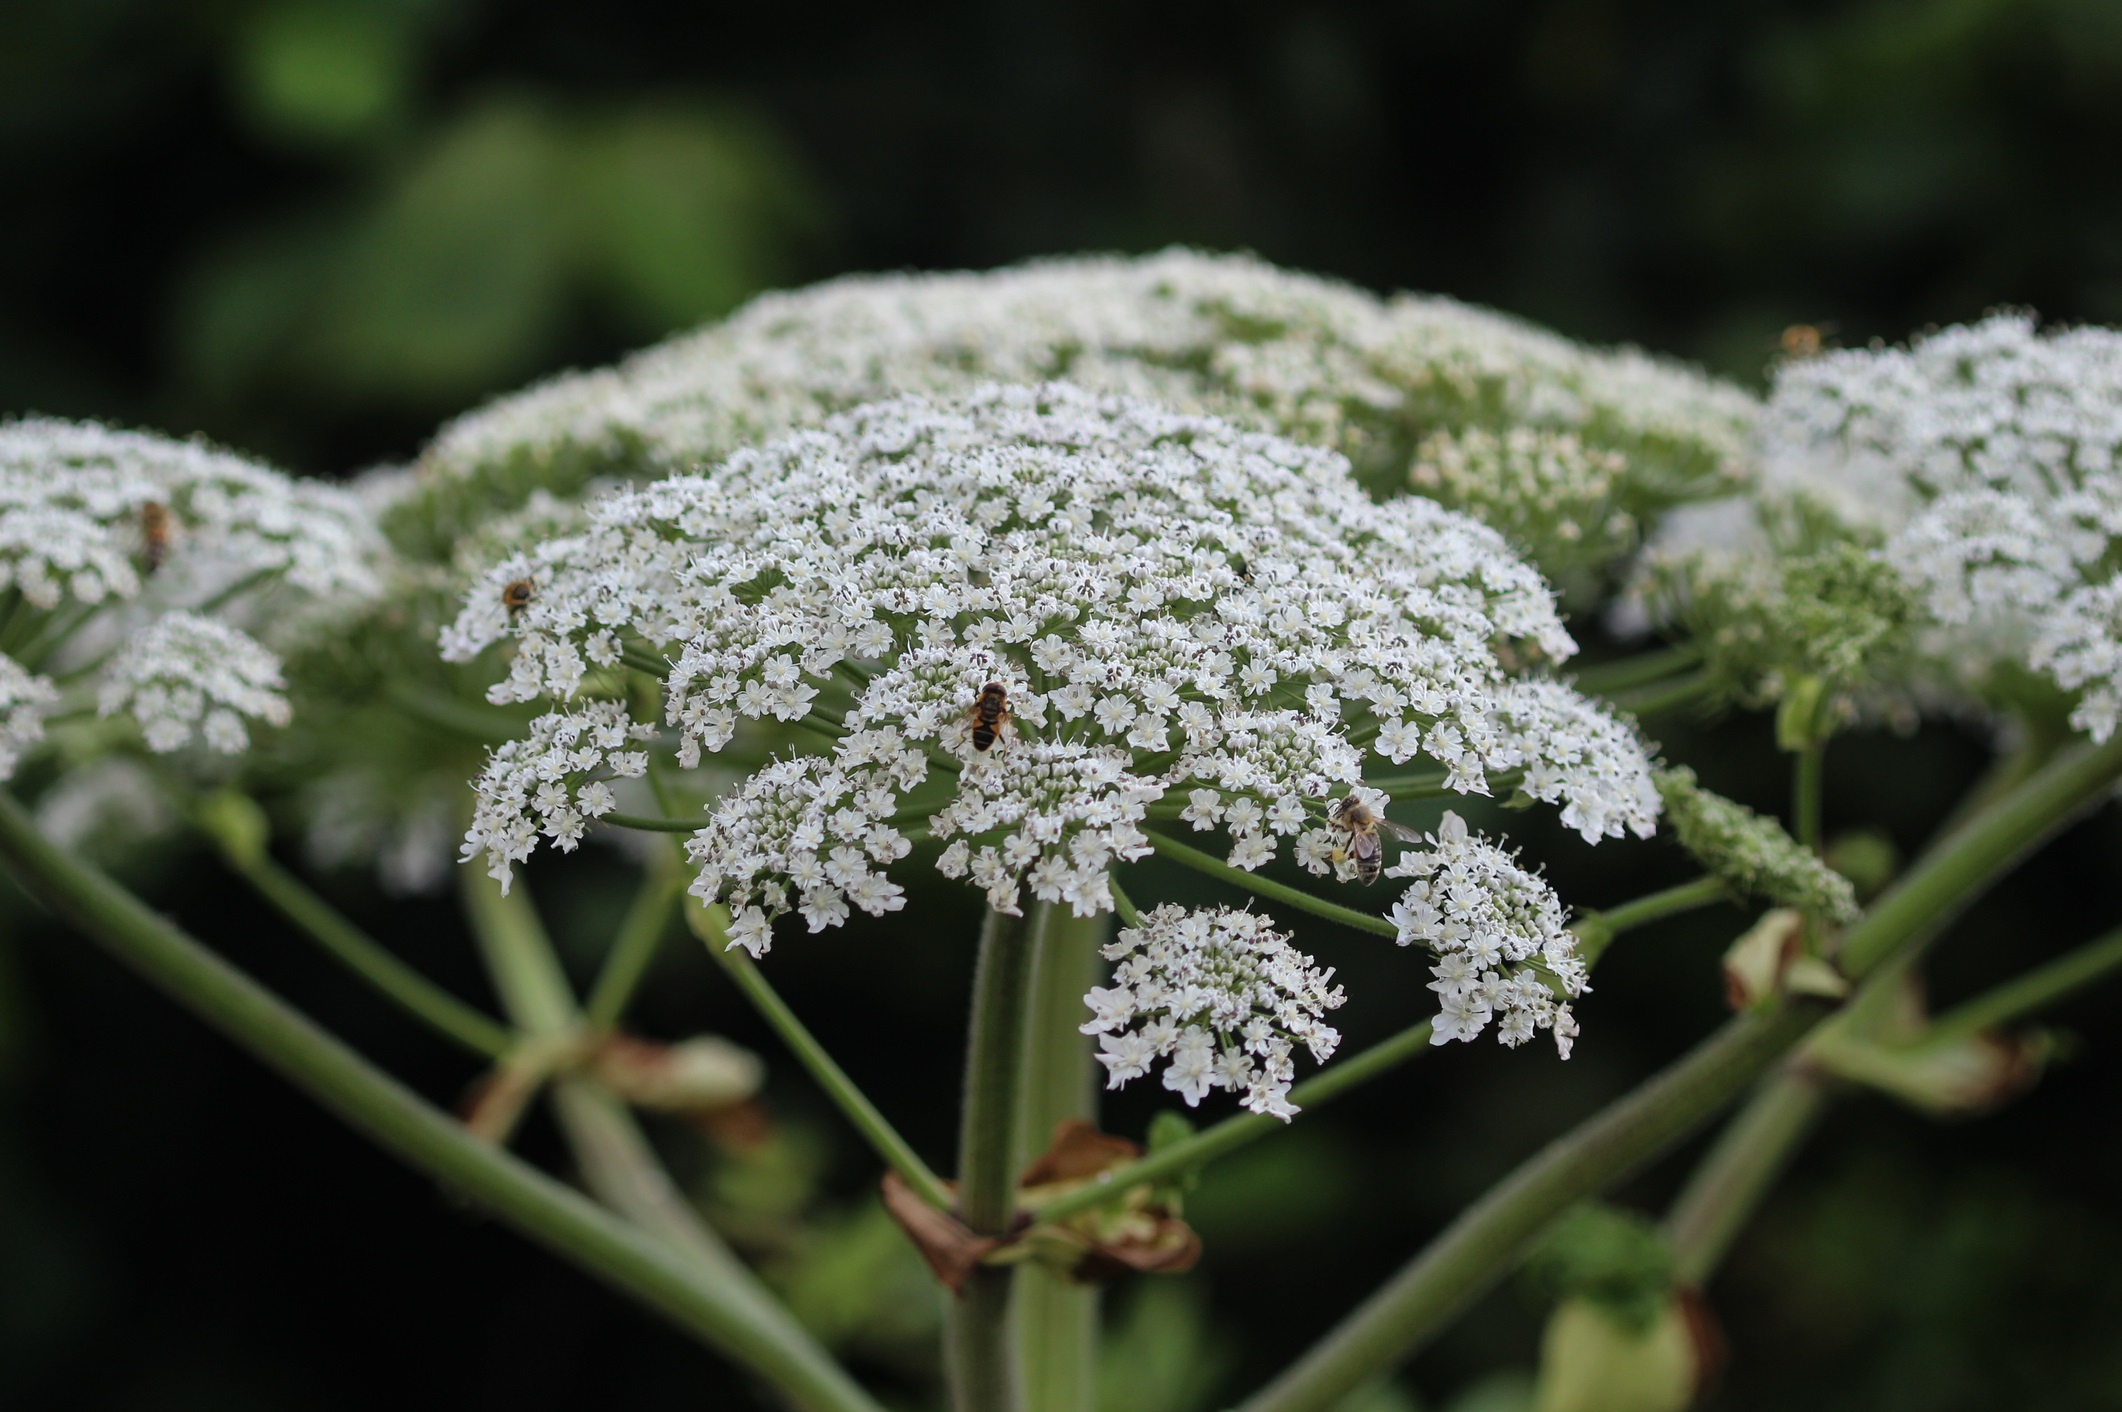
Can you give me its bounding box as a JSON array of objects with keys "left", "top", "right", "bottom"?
[{"left": 5, "top": 2, "right": 2122, "bottom": 1409}]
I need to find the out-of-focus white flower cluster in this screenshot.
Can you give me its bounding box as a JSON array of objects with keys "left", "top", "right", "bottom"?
[
  {"left": 2, "top": 418, "right": 383, "bottom": 609},
  {"left": 1409, "top": 427, "right": 1637, "bottom": 592},
  {"left": 0, "top": 655, "right": 57, "bottom": 780},
  {"left": 1386, "top": 812, "right": 1583, "bottom": 1057},
  {"left": 0, "top": 418, "right": 387, "bottom": 780},
  {"left": 1639, "top": 315, "right": 2122, "bottom": 735},
  {"left": 1079, "top": 904, "right": 1345, "bottom": 1121},
  {"left": 96, "top": 612, "right": 292, "bottom": 755},
  {"left": 447, "top": 384, "right": 1658, "bottom": 971},
  {"left": 402, "top": 250, "right": 1755, "bottom": 591}
]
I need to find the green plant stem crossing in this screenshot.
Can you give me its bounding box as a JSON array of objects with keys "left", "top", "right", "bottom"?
[
  {"left": 1234, "top": 730, "right": 2122, "bottom": 1412},
  {"left": 0, "top": 790, "right": 883, "bottom": 1412}
]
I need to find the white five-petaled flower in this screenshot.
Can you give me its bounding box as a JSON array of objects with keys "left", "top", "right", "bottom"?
[
  {"left": 447, "top": 384, "right": 1659, "bottom": 954},
  {"left": 1387, "top": 811, "right": 1584, "bottom": 1058},
  {"left": 1081, "top": 904, "right": 1345, "bottom": 1120}
]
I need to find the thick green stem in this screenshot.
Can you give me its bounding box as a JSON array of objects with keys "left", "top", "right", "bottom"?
[
  {"left": 1141, "top": 831, "right": 1398, "bottom": 939},
  {"left": 1238, "top": 1005, "right": 1826, "bottom": 1412},
  {"left": 949, "top": 904, "right": 1047, "bottom": 1412},
  {"left": 1233, "top": 729, "right": 2122, "bottom": 1412},
  {"left": 1664, "top": 1068, "right": 1829, "bottom": 1284},
  {"left": 1839, "top": 733, "right": 2122, "bottom": 979},
  {"left": 212, "top": 822, "right": 512, "bottom": 1058},
  {"left": 0, "top": 792, "right": 880, "bottom": 1412},
  {"left": 685, "top": 897, "right": 954, "bottom": 1211},
  {"left": 1015, "top": 909, "right": 1106, "bottom": 1412}
]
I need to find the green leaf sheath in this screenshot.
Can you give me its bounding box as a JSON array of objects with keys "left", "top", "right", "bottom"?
[{"left": 0, "top": 791, "right": 882, "bottom": 1412}]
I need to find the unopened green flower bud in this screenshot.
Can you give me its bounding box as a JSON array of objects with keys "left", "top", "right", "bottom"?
[
  {"left": 1655, "top": 769, "right": 1858, "bottom": 922},
  {"left": 195, "top": 790, "right": 272, "bottom": 869},
  {"left": 1535, "top": 1297, "right": 1698, "bottom": 1412}
]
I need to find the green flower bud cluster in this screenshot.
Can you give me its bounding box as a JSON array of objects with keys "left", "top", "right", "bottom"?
[
  {"left": 1654, "top": 767, "right": 1859, "bottom": 922},
  {"left": 1642, "top": 538, "right": 1918, "bottom": 718}
]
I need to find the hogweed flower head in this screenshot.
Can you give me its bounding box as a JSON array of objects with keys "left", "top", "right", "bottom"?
[
  {"left": 448, "top": 386, "right": 1659, "bottom": 930},
  {"left": 96, "top": 611, "right": 292, "bottom": 755},
  {"left": 0, "top": 418, "right": 387, "bottom": 779},
  {"left": 1642, "top": 315, "right": 2122, "bottom": 737},
  {"left": 1080, "top": 904, "right": 1345, "bottom": 1121},
  {"left": 406, "top": 250, "right": 1754, "bottom": 597}
]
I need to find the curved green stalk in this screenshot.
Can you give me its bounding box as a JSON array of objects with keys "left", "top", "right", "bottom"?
[
  {"left": 685, "top": 897, "right": 955, "bottom": 1212},
  {"left": 949, "top": 904, "right": 1047, "bottom": 1412},
  {"left": 1233, "top": 729, "right": 2122, "bottom": 1412},
  {"left": 205, "top": 807, "right": 512, "bottom": 1058},
  {"left": 1571, "top": 644, "right": 1704, "bottom": 696},
  {"left": 457, "top": 869, "right": 762, "bottom": 1265},
  {"left": 1141, "top": 831, "right": 1397, "bottom": 939},
  {"left": 1793, "top": 741, "right": 1825, "bottom": 853},
  {"left": 1574, "top": 876, "right": 1729, "bottom": 967},
  {"left": 1606, "top": 670, "right": 1717, "bottom": 718},
  {"left": 1917, "top": 922, "right": 2122, "bottom": 1047},
  {"left": 0, "top": 791, "right": 881, "bottom": 1412}
]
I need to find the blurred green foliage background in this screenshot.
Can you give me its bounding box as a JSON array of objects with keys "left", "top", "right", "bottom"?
[{"left": 4, "top": 2, "right": 2122, "bottom": 1410}]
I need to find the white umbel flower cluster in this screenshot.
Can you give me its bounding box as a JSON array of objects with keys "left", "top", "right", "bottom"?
[
  {"left": 1386, "top": 812, "right": 1583, "bottom": 1057},
  {"left": 96, "top": 612, "right": 292, "bottom": 754},
  {"left": 405, "top": 250, "right": 1754, "bottom": 588},
  {"left": 0, "top": 656, "right": 57, "bottom": 779},
  {"left": 447, "top": 385, "right": 1659, "bottom": 951},
  {"left": 1, "top": 418, "right": 383, "bottom": 607},
  {"left": 1080, "top": 904, "right": 1345, "bottom": 1121},
  {"left": 455, "top": 699, "right": 653, "bottom": 878},
  {"left": 0, "top": 418, "right": 387, "bottom": 778},
  {"left": 1655, "top": 316, "right": 2122, "bottom": 737}
]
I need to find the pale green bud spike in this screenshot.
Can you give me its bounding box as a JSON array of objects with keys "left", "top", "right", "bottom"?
[{"left": 1654, "top": 767, "right": 1859, "bottom": 923}]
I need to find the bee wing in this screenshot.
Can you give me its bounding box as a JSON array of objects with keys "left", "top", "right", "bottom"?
[{"left": 1375, "top": 819, "right": 1426, "bottom": 844}]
